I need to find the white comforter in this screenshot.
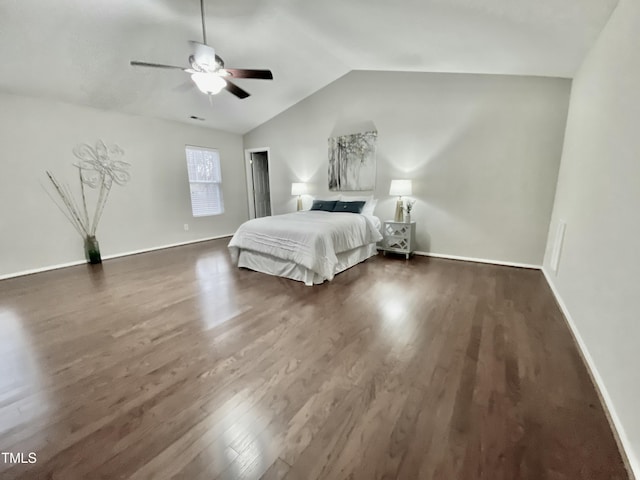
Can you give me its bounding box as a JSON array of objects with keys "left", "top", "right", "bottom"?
[{"left": 228, "top": 211, "right": 382, "bottom": 281}]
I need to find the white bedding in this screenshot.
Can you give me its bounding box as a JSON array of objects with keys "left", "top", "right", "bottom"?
[
  {"left": 228, "top": 211, "right": 382, "bottom": 282},
  {"left": 237, "top": 244, "right": 378, "bottom": 285}
]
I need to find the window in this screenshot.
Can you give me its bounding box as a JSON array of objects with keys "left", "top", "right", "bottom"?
[{"left": 185, "top": 145, "right": 224, "bottom": 217}]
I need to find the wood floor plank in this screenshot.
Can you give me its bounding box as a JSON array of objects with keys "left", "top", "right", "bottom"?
[
  {"left": 0, "top": 239, "right": 631, "bottom": 479},
  {"left": 260, "top": 458, "right": 290, "bottom": 480}
]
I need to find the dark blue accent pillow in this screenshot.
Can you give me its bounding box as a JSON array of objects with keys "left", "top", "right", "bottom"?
[
  {"left": 333, "top": 201, "right": 366, "bottom": 213},
  {"left": 310, "top": 200, "right": 338, "bottom": 211}
]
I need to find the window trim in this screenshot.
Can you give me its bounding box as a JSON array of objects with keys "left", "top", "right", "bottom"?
[{"left": 185, "top": 145, "right": 224, "bottom": 218}]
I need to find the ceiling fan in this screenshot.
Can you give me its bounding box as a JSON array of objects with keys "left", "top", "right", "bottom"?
[{"left": 130, "top": 0, "right": 273, "bottom": 99}]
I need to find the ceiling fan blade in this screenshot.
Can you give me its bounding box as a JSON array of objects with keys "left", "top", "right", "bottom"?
[
  {"left": 225, "top": 68, "right": 273, "bottom": 80},
  {"left": 130, "top": 61, "right": 187, "bottom": 71},
  {"left": 224, "top": 79, "right": 250, "bottom": 99}
]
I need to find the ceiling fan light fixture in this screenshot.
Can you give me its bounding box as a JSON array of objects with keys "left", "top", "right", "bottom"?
[
  {"left": 130, "top": 0, "right": 272, "bottom": 100},
  {"left": 191, "top": 72, "right": 226, "bottom": 95}
]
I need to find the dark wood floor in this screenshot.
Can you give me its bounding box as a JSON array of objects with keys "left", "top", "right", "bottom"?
[{"left": 0, "top": 239, "right": 629, "bottom": 479}]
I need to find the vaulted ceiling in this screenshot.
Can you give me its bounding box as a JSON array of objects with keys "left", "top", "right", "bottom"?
[{"left": 0, "top": 0, "right": 618, "bottom": 134}]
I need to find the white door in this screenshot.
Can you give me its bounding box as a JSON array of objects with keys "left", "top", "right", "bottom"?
[{"left": 251, "top": 152, "right": 271, "bottom": 217}]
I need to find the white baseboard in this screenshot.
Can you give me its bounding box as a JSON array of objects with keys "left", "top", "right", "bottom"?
[
  {"left": 413, "top": 251, "right": 541, "bottom": 270},
  {"left": 0, "top": 259, "right": 89, "bottom": 280},
  {"left": 100, "top": 234, "right": 233, "bottom": 261},
  {"left": 0, "top": 234, "right": 233, "bottom": 281},
  {"left": 542, "top": 267, "right": 638, "bottom": 479}
]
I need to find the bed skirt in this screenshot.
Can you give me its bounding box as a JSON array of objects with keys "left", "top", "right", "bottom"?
[{"left": 236, "top": 243, "right": 378, "bottom": 286}]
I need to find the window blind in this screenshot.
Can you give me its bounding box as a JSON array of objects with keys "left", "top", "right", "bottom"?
[{"left": 185, "top": 146, "right": 224, "bottom": 217}]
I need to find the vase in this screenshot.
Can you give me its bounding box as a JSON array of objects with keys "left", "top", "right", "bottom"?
[
  {"left": 84, "top": 235, "right": 102, "bottom": 264},
  {"left": 405, "top": 213, "right": 411, "bottom": 223}
]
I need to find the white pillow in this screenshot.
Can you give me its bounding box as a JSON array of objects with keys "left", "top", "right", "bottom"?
[{"left": 362, "top": 198, "right": 378, "bottom": 216}]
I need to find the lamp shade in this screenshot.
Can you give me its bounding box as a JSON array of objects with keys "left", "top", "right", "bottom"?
[
  {"left": 291, "top": 182, "right": 307, "bottom": 196},
  {"left": 389, "top": 179, "right": 412, "bottom": 196}
]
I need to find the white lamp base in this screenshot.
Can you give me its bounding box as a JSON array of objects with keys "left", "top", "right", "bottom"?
[
  {"left": 394, "top": 198, "right": 404, "bottom": 222},
  {"left": 297, "top": 197, "right": 303, "bottom": 211}
]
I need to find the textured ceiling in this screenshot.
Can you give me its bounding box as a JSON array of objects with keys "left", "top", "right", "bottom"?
[{"left": 0, "top": 0, "right": 619, "bottom": 134}]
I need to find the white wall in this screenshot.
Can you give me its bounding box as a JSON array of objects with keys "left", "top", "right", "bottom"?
[
  {"left": 543, "top": 0, "right": 640, "bottom": 473},
  {"left": 0, "top": 93, "right": 247, "bottom": 278},
  {"left": 244, "top": 71, "right": 570, "bottom": 266}
]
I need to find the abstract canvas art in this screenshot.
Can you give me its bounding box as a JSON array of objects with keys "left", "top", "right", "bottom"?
[{"left": 328, "top": 131, "right": 377, "bottom": 191}]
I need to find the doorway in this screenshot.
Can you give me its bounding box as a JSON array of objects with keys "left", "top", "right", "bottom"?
[{"left": 244, "top": 148, "right": 272, "bottom": 218}]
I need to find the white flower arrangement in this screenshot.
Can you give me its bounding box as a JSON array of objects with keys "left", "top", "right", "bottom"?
[{"left": 405, "top": 199, "right": 416, "bottom": 215}]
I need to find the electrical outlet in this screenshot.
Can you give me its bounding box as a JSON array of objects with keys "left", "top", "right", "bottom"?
[{"left": 183, "top": 223, "right": 189, "bottom": 231}]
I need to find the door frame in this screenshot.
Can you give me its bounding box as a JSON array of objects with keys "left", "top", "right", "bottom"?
[{"left": 244, "top": 147, "right": 272, "bottom": 219}]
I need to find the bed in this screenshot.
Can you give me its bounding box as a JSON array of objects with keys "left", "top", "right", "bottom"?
[{"left": 228, "top": 210, "right": 382, "bottom": 285}]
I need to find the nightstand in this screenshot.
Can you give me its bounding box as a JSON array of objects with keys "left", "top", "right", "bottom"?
[{"left": 381, "top": 221, "right": 416, "bottom": 259}]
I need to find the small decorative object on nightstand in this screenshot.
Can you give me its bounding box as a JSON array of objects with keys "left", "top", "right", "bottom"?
[
  {"left": 381, "top": 220, "right": 416, "bottom": 259},
  {"left": 405, "top": 199, "right": 416, "bottom": 224}
]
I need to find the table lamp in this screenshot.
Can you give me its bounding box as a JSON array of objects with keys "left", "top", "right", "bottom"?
[
  {"left": 291, "top": 182, "right": 307, "bottom": 211},
  {"left": 389, "top": 179, "right": 412, "bottom": 222}
]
